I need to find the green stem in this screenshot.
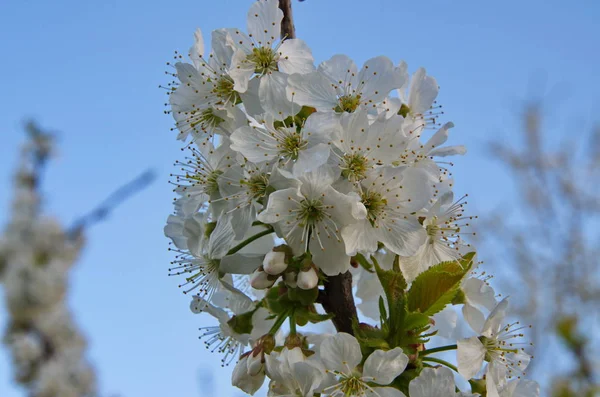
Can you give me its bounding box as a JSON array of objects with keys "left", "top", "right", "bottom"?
[
  {"left": 422, "top": 357, "right": 458, "bottom": 372},
  {"left": 420, "top": 344, "right": 457, "bottom": 356},
  {"left": 289, "top": 311, "right": 297, "bottom": 335},
  {"left": 269, "top": 311, "right": 289, "bottom": 335},
  {"left": 227, "top": 227, "right": 274, "bottom": 255}
]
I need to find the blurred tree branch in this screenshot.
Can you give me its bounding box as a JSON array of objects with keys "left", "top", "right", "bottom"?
[{"left": 481, "top": 102, "right": 599, "bottom": 396}]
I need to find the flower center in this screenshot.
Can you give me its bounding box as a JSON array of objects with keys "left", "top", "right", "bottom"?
[
  {"left": 205, "top": 170, "right": 223, "bottom": 195},
  {"left": 298, "top": 198, "right": 325, "bottom": 227},
  {"left": 248, "top": 46, "right": 278, "bottom": 74},
  {"left": 425, "top": 218, "right": 440, "bottom": 240},
  {"left": 361, "top": 190, "right": 387, "bottom": 225},
  {"left": 279, "top": 132, "right": 307, "bottom": 161},
  {"left": 244, "top": 173, "right": 270, "bottom": 201},
  {"left": 336, "top": 94, "right": 362, "bottom": 113},
  {"left": 339, "top": 376, "right": 366, "bottom": 396},
  {"left": 341, "top": 152, "right": 370, "bottom": 182},
  {"left": 399, "top": 103, "right": 411, "bottom": 118},
  {"left": 190, "top": 108, "right": 225, "bottom": 130},
  {"left": 213, "top": 75, "right": 240, "bottom": 104}
]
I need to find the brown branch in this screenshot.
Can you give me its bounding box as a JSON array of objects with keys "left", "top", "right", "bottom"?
[
  {"left": 318, "top": 271, "right": 358, "bottom": 335},
  {"left": 278, "top": 0, "right": 296, "bottom": 39}
]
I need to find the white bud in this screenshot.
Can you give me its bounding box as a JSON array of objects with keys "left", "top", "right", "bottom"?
[
  {"left": 232, "top": 355, "right": 265, "bottom": 395},
  {"left": 250, "top": 269, "right": 276, "bottom": 290},
  {"left": 297, "top": 267, "right": 318, "bottom": 290},
  {"left": 262, "top": 251, "right": 287, "bottom": 275},
  {"left": 246, "top": 352, "right": 264, "bottom": 376},
  {"left": 283, "top": 271, "right": 297, "bottom": 288}
]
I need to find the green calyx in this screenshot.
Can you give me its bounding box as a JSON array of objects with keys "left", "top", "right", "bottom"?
[
  {"left": 227, "top": 311, "right": 255, "bottom": 335},
  {"left": 249, "top": 46, "right": 278, "bottom": 74}
]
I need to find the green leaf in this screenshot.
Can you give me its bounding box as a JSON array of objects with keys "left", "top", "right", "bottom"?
[
  {"left": 403, "top": 312, "right": 430, "bottom": 331},
  {"left": 407, "top": 252, "right": 476, "bottom": 316}
]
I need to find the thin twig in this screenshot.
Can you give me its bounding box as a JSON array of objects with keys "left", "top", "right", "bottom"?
[{"left": 68, "top": 169, "right": 156, "bottom": 237}]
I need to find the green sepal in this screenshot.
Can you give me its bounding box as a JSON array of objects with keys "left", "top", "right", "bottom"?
[
  {"left": 372, "top": 254, "right": 408, "bottom": 346},
  {"left": 354, "top": 253, "right": 375, "bottom": 273},
  {"left": 295, "top": 306, "right": 333, "bottom": 325},
  {"left": 227, "top": 311, "right": 254, "bottom": 335},
  {"left": 287, "top": 286, "right": 319, "bottom": 306}
]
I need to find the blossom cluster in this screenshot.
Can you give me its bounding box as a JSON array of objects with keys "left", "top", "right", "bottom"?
[
  {"left": 163, "top": 1, "right": 540, "bottom": 395},
  {"left": 0, "top": 129, "right": 96, "bottom": 397}
]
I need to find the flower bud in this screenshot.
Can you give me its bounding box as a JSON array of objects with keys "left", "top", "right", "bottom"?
[
  {"left": 246, "top": 351, "right": 264, "bottom": 376},
  {"left": 250, "top": 269, "right": 276, "bottom": 290},
  {"left": 297, "top": 267, "right": 318, "bottom": 290},
  {"left": 283, "top": 271, "right": 297, "bottom": 288},
  {"left": 232, "top": 354, "right": 265, "bottom": 395},
  {"left": 262, "top": 251, "right": 287, "bottom": 275}
]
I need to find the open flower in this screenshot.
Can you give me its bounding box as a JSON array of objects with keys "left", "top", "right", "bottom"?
[
  {"left": 457, "top": 297, "right": 532, "bottom": 381},
  {"left": 318, "top": 333, "right": 408, "bottom": 397},
  {"left": 287, "top": 55, "right": 405, "bottom": 114},
  {"left": 341, "top": 166, "right": 432, "bottom": 256},
  {"left": 257, "top": 165, "right": 361, "bottom": 275},
  {"left": 409, "top": 367, "right": 478, "bottom": 397},
  {"left": 265, "top": 347, "right": 323, "bottom": 397}
]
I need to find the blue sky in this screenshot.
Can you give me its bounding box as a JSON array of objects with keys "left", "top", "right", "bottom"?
[{"left": 0, "top": 0, "right": 598, "bottom": 396}]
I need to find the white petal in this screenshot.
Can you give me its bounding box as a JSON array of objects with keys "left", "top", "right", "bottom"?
[
  {"left": 457, "top": 336, "right": 486, "bottom": 379},
  {"left": 409, "top": 367, "right": 455, "bottom": 397},
  {"left": 320, "top": 333, "right": 362, "bottom": 374},
  {"left": 358, "top": 55, "right": 401, "bottom": 103},
  {"left": 287, "top": 72, "right": 338, "bottom": 111},
  {"left": 247, "top": 0, "right": 282, "bottom": 47},
  {"left": 278, "top": 39, "right": 315, "bottom": 75},
  {"left": 481, "top": 297, "right": 509, "bottom": 338},
  {"left": 462, "top": 303, "right": 486, "bottom": 334},
  {"left": 423, "top": 122, "right": 453, "bottom": 152},
  {"left": 366, "top": 387, "right": 407, "bottom": 397},
  {"left": 232, "top": 356, "right": 265, "bottom": 395},
  {"left": 220, "top": 254, "right": 264, "bottom": 274},
  {"left": 408, "top": 68, "right": 439, "bottom": 115},
  {"left": 363, "top": 348, "right": 409, "bottom": 385},
  {"left": 292, "top": 361, "right": 323, "bottom": 397},
  {"left": 229, "top": 49, "right": 255, "bottom": 93},
  {"left": 259, "top": 71, "right": 295, "bottom": 118},
  {"left": 429, "top": 145, "right": 467, "bottom": 157},
  {"left": 257, "top": 188, "right": 301, "bottom": 224},
  {"left": 463, "top": 278, "right": 497, "bottom": 312},
  {"left": 293, "top": 143, "right": 331, "bottom": 176},
  {"left": 342, "top": 220, "right": 379, "bottom": 256},
  {"left": 378, "top": 216, "right": 427, "bottom": 257},
  {"left": 231, "top": 125, "right": 279, "bottom": 163},
  {"left": 318, "top": 54, "right": 358, "bottom": 87},
  {"left": 208, "top": 213, "right": 236, "bottom": 258},
  {"left": 164, "top": 214, "right": 188, "bottom": 250}
]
